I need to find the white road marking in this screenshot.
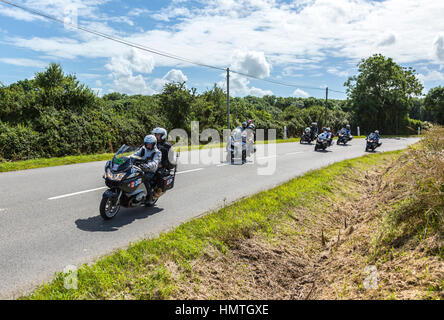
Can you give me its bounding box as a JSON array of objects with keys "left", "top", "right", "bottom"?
[
  {"left": 285, "top": 152, "right": 304, "bottom": 155},
  {"left": 217, "top": 163, "right": 228, "bottom": 167},
  {"left": 176, "top": 168, "right": 204, "bottom": 175},
  {"left": 48, "top": 168, "right": 204, "bottom": 200},
  {"left": 48, "top": 187, "right": 107, "bottom": 200},
  {"left": 0, "top": 208, "right": 6, "bottom": 212},
  {"left": 256, "top": 155, "right": 277, "bottom": 160}
]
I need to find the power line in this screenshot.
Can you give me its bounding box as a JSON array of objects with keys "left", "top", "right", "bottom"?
[
  {"left": 230, "top": 70, "right": 346, "bottom": 93},
  {"left": 0, "top": 0, "right": 346, "bottom": 94},
  {"left": 0, "top": 0, "right": 225, "bottom": 72}
]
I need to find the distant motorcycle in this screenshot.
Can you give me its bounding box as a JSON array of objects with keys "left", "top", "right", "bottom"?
[
  {"left": 227, "top": 127, "right": 256, "bottom": 164},
  {"left": 300, "top": 127, "right": 316, "bottom": 144},
  {"left": 365, "top": 133, "right": 381, "bottom": 152},
  {"left": 314, "top": 133, "right": 331, "bottom": 151},
  {"left": 337, "top": 132, "right": 352, "bottom": 145},
  {"left": 100, "top": 145, "right": 177, "bottom": 220}
]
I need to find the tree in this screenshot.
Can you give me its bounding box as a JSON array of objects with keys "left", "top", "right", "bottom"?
[
  {"left": 159, "top": 82, "right": 194, "bottom": 131},
  {"left": 424, "top": 86, "right": 444, "bottom": 125},
  {"left": 345, "top": 54, "right": 423, "bottom": 134}
]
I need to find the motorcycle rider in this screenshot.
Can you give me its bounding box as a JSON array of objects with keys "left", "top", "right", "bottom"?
[
  {"left": 345, "top": 124, "right": 352, "bottom": 136},
  {"left": 310, "top": 122, "right": 318, "bottom": 140},
  {"left": 241, "top": 121, "right": 248, "bottom": 131},
  {"left": 338, "top": 124, "right": 353, "bottom": 141},
  {"left": 367, "top": 130, "right": 382, "bottom": 147},
  {"left": 235, "top": 122, "right": 248, "bottom": 164},
  {"left": 326, "top": 127, "right": 333, "bottom": 146},
  {"left": 132, "top": 134, "right": 161, "bottom": 204},
  {"left": 152, "top": 127, "right": 175, "bottom": 199}
]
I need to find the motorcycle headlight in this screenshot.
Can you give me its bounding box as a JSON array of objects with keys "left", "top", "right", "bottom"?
[{"left": 106, "top": 168, "right": 126, "bottom": 181}]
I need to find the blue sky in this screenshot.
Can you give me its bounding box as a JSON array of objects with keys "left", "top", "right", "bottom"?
[{"left": 0, "top": 0, "right": 443, "bottom": 100}]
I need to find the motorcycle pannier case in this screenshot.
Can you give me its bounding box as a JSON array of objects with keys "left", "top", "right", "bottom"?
[{"left": 162, "top": 174, "right": 175, "bottom": 191}]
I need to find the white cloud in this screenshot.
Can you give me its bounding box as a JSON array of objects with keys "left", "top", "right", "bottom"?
[
  {"left": 152, "top": 7, "right": 192, "bottom": 21},
  {"left": 0, "top": 1, "right": 109, "bottom": 21},
  {"left": 105, "top": 48, "right": 155, "bottom": 76},
  {"left": 109, "top": 73, "right": 155, "bottom": 95},
  {"left": 105, "top": 49, "right": 156, "bottom": 95},
  {"left": 219, "top": 74, "right": 273, "bottom": 97},
  {"left": 230, "top": 50, "right": 271, "bottom": 78},
  {"left": 163, "top": 69, "right": 188, "bottom": 83},
  {"left": 7, "top": 0, "right": 444, "bottom": 70},
  {"left": 418, "top": 70, "right": 444, "bottom": 82},
  {"left": 152, "top": 69, "right": 188, "bottom": 91},
  {"left": 0, "top": 57, "right": 47, "bottom": 68},
  {"left": 0, "top": 6, "right": 44, "bottom": 22},
  {"left": 219, "top": 50, "right": 273, "bottom": 97},
  {"left": 282, "top": 66, "right": 304, "bottom": 77},
  {"left": 293, "top": 88, "right": 309, "bottom": 98},
  {"left": 91, "top": 87, "right": 103, "bottom": 97},
  {"left": 326, "top": 66, "right": 349, "bottom": 78},
  {"left": 3, "top": 0, "right": 444, "bottom": 94}
]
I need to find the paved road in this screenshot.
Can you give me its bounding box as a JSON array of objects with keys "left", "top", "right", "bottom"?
[{"left": 0, "top": 137, "right": 419, "bottom": 299}]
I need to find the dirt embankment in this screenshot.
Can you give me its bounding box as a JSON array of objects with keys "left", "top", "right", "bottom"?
[{"left": 169, "top": 129, "right": 444, "bottom": 300}]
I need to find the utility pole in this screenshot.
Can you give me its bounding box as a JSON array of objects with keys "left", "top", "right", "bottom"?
[
  {"left": 324, "top": 87, "right": 328, "bottom": 127},
  {"left": 226, "top": 67, "right": 230, "bottom": 130}
]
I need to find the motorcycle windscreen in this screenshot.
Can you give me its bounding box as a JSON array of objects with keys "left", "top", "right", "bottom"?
[{"left": 112, "top": 144, "right": 139, "bottom": 171}]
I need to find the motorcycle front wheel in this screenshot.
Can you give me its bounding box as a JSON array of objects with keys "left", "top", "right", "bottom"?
[{"left": 100, "top": 197, "right": 121, "bottom": 220}]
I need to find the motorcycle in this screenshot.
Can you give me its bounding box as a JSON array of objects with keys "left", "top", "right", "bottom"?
[
  {"left": 227, "top": 127, "right": 256, "bottom": 164},
  {"left": 100, "top": 144, "right": 177, "bottom": 220},
  {"left": 337, "top": 132, "right": 352, "bottom": 145},
  {"left": 365, "top": 134, "right": 381, "bottom": 152},
  {"left": 300, "top": 128, "right": 315, "bottom": 144},
  {"left": 314, "top": 133, "right": 331, "bottom": 151}
]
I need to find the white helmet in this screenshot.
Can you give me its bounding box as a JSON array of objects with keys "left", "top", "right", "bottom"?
[
  {"left": 152, "top": 127, "right": 167, "bottom": 140},
  {"left": 144, "top": 134, "right": 157, "bottom": 146}
]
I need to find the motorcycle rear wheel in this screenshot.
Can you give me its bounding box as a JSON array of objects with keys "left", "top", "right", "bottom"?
[{"left": 100, "top": 197, "right": 120, "bottom": 220}]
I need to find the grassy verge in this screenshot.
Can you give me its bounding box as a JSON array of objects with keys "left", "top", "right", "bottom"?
[
  {"left": 24, "top": 140, "right": 438, "bottom": 300},
  {"left": 0, "top": 153, "right": 117, "bottom": 173}
]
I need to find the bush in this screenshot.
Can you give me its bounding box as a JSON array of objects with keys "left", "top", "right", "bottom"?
[{"left": 0, "top": 121, "right": 41, "bottom": 161}]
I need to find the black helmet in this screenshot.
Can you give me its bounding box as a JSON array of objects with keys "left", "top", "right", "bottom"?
[{"left": 242, "top": 121, "right": 247, "bottom": 128}]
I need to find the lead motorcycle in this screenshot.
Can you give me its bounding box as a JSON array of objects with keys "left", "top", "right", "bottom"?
[{"left": 100, "top": 144, "right": 177, "bottom": 220}]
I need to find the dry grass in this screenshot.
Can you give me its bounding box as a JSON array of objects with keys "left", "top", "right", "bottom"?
[{"left": 168, "top": 128, "right": 443, "bottom": 300}]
